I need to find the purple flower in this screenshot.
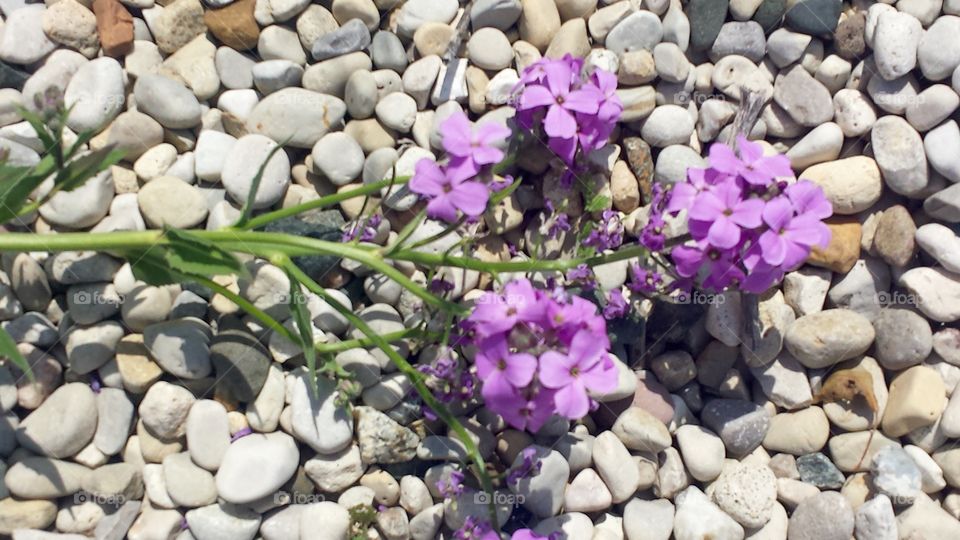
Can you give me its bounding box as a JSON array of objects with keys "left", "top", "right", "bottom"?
[
  {"left": 666, "top": 167, "right": 724, "bottom": 215},
  {"left": 507, "top": 447, "right": 543, "bottom": 486},
  {"left": 470, "top": 279, "right": 544, "bottom": 337},
  {"left": 757, "top": 196, "right": 830, "bottom": 269},
  {"left": 566, "top": 264, "right": 596, "bottom": 291},
  {"left": 498, "top": 385, "right": 557, "bottom": 433},
  {"left": 518, "top": 59, "right": 600, "bottom": 139},
  {"left": 687, "top": 177, "right": 764, "bottom": 249},
  {"left": 454, "top": 516, "right": 499, "bottom": 540},
  {"left": 584, "top": 210, "right": 624, "bottom": 251},
  {"left": 709, "top": 136, "right": 793, "bottom": 187},
  {"left": 671, "top": 241, "right": 746, "bottom": 291},
  {"left": 628, "top": 263, "right": 662, "bottom": 294},
  {"left": 538, "top": 330, "right": 617, "bottom": 419},
  {"left": 512, "top": 531, "right": 557, "bottom": 540},
  {"left": 474, "top": 336, "right": 538, "bottom": 400},
  {"left": 409, "top": 159, "right": 490, "bottom": 223},
  {"left": 441, "top": 111, "right": 510, "bottom": 179},
  {"left": 603, "top": 288, "right": 629, "bottom": 320},
  {"left": 437, "top": 470, "right": 465, "bottom": 500}
]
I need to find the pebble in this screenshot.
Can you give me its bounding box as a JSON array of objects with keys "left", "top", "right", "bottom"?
[
  {"left": 925, "top": 120, "right": 960, "bottom": 183},
  {"left": 468, "top": 28, "right": 515, "bottom": 71},
  {"left": 882, "top": 366, "right": 947, "bottom": 437},
  {"left": 472, "top": 0, "right": 523, "bottom": 30},
  {"left": 0, "top": 6, "right": 57, "bottom": 65},
  {"left": 907, "top": 85, "right": 958, "bottom": 133},
  {"left": 702, "top": 399, "right": 770, "bottom": 458},
  {"left": 593, "top": 431, "right": 641, "bottom": 503},
  {"left": 142, "top": 318, "right": 212, "bottom": 379},
  {"left": 711, "top": 21, "right": 766, "bottom": 62},
  {"left": 611, "top": 407, "right": 672, "bottom": 452},
  {"left": 290, "top": 369, "right": 353, "bottom": 454},
  {"left": 900, "top": 267, "right": 960, "bottom": 322},
  {"left": 355, "top": 406, "right": 418, "bottom": 464},
  {"left": 519, "top": 0, "right": 562, "bottom": 51},
  {"left": 246, "top": 88, "right": 346, "bottom": 148},
  {"left": 918, "top": 15, "right": 960, "bottom": 81},
  {"left": 311, "top": 132, "right": 365, "bottom": 185},
  {"left": 39, "top": 170, "right": 114, "bottom": 229},
  {"left": 872, "top": 445, "right": 922, "bottom": 504},
  {"left": 640, "top": 105, "right": 695, "bottom": 146},
  {"left": 872, "top": 308, "right": 932, "bottom": 370},
  {"left": 215, "top": 432, "right": 299, "bottom": 503},
  {"left": 138, "top": 381, "right": 195, "bottom": 439},
  {"left": 873, "top": 115, "right": 929, "bottom": 196},
  {"left": 874, "top": 11, "right": 923, "bottom": 81},
  {"left": 674, "top": 486, "right": 744, "bottom": 540},
  {"left": 855, "top": 495, "right": 898, "bottom": 540},
  {"left": 688, "top": 0, "right": 729, "bottom": 50},
  {"left": 163, "top": 451, "right": 218, "bottom": 507},
  {"left": 312, "top": 18, "right": 371, "bottom": 62},
  {"left": 606, "top": 12, "right": 664, "bottom": 55},
  {"left": 784, "top": 309, "right": 875, "bottom": 368},
  {"left": 796, "top": 452, "right": 845, "bottom": 489},
  {"left": 186, "top": 502, "right": 261, "bottom": 540},
  {"left": 787, "top": 491, "right": 854, "bottom": 540},
  {"left": 16, "top": 383, "right": 97, "bottom": 458},
  {"left": 773, "top": 65, "right": 834, "bottom": 126},
  {"left": 397, "top": 0, "right": 459, "bottom": 37},
  {"left": 299, "top": 502, "right": 349, "bottom": 540},
  {"left": 712, "top": 462, "right": 778, "bottom": 528},
  {"left": 137, "top": 176, "right": 208, "bottom": 229},
  {"left": 221, "top": 134, "right": 291, "bottom": 208},
  {"left": 134, "top": 74, "right": 203, "bottom": 129}
]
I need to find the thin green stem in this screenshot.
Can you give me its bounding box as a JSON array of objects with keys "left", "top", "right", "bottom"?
[
  {"left": 281, "top": 260, "right": 499, "bottom": 527},
  {"left": 239, "top": 176, "right": 410, "bottom": 231},
  {"left": 191, "top": 274, "right": 299, "bottom": 343},
  {"left": 314, "top": 328, "right": 431, "bottom": 354}
]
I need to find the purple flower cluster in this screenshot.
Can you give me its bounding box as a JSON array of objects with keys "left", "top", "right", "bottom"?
[
  {"left": 665, "top": 137, "right": 833, "bottom": 293},
  {"left": 453, "top": 518, "right": 554, "bottom": 540},
  {"left": 409, "top": 111, "right": 510, "bottom": 223},
  {"left": 583, "top": 209, "right": 624, "bottom": 252},
  {"left": 341, "top": 214, "right": 382, "bottom": 243},
  {"left": 418, "top": 351, "right": 476, "bottom": 417},
  {"left": 506, "top": 447, "right": 542, "bottom": 486},
  {"left": 514, "top": 54, "right": 622, "bottom": 173},
  {"left": 466, "top": 279, "right": 617, "bottom": 432}
]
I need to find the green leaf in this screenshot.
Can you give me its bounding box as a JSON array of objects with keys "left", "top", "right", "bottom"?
[
  {"left": 0, "top": 327, "right": 33, "bottom": 381},
  {"left": 288, "top": 278, "right": 318, "bottom": 394},
  {"left": 16, "top": 107, "right": 57, "bottom": 155},
  {"left": 0, "top": 154, "right": 57, "bottom": 224},
  {"left": 234, "top": 143, "right": 286, "bottom": 228},
  {"left": 585, "top": 193, "right": 611, "bottom": 213},
  {"left": 126, "top": 248, "right": 183, "bottom": 285},
  {"left": 56, "top": 146, "right": 124, "bottom": 192},
  {"left": 163, "top": 229, "right": 244, "bottom": 278}
]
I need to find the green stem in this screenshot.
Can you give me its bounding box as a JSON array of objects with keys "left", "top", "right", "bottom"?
[
  {"left": 314, "top": 328, "right": 430, "bottom": 354},
  {"left": 281, "top": 260, "right": 499, "bottom": 527},
  {"left": 191, "top": 274, "right": 299, "bottom": 343},
  {"left": 239, "top": 177, "right": 410, "bottom": 231}
]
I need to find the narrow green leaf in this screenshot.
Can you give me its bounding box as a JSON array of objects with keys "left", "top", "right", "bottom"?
[
  {"left": 234, "top": 143, "right": 286, "bottom": 228},
  {"left": 163, "top": 229, "right": 244, "bottom": 278},
  {"left": 287, "top": 278, "right": 318, "bottom": 395},
  {"left": 126, "top": 248, "right": 183, "bottom": 285},
  {"left": 56, "top": 146, "right": 124, "bottom": 192},
  {"left": 0, "top": 327, "right": 33, "bottom": 381},
  {"left": 585, "top": 193, "right": 611, "bottom": 213},
  {"left": 0, "top": 154, "right": 57, "bottom": 223},
  {"left": 16, "top": 107, "right": 57, "bottom": 154}
]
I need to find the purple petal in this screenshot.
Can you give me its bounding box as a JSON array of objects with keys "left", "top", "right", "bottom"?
[
  {"left": 563, "top": 89, "right": 601, "bottom": 114},
  {"left": 552, "top": 381, "right": 590, "bottom": 419},
  {"left": 504, "top": 352, "right": 537, "bottom": 387},
  {"left": 542, "top": 60, "right": 573, "bottom": 97},
  {"left": 737, "top": 135, "right": 763, "bottom": 163},
  {"left": 688, "top": 190, "right": 727, "bottom": 222},
  {"left": 518, "top": 85, "right": 556, "bottom": 109},
  {"left": 762, "top": 196, "right": 793, "bottom": 231},
  {"left": 730, "top": 197, "right": 764, "bottom": 228},
  {"left": 759, "top": 230, "right": 787, "bottom": 266},
  {"left": 448, "top": 181, "right": 490, "bottom": 217},
  {"left": 409, "top": 160, "right": 446, "bottom": 196},
  {"left": 471, "top": 144, "right": 505, "bottom": 166},
  {"left": 707, "top": 216, "right": 741, "bottom": 249},
  {"left": 708, "top": 142, "right": 742, "bottom": 175},
  {"left": 543, "top": 105, "right": 578, "bottom": 139},
  {"left": 439, "top": 112, "right": 474, "bottom": 157},
  {"left": 426, "top": 196, "right": 459, "bottom": 222},
  {"left": 538, "top": 351, "right": 574, "bottom": 389}
]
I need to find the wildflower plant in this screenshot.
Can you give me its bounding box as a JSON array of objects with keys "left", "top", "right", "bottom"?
[{"left": 0, "top": 70, "right": 833, "bottom": 537}]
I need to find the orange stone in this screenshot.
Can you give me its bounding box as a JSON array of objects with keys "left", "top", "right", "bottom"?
[
  {"left": 808, "top": 217, "right": 862, "bottom": 274},
  {"left": 92, "top": 0, "right": 134, "bottom": 58},
  {"left": 204, "top": 0, "right": 260, "bottom": 51}
]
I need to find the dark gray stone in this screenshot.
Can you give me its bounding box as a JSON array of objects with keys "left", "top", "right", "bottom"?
[
  {"left": 0, "top": 61, "right": 29, "bottom": 90},
  {"left": 210, "top": 330, "right": 271, "bottom": 402},
  {"left": 785, "top": 0, "right": 841, "bottom": 35},
  {"left": 262, "top": 209, "right": 345, "bottom": 281},
  {"left": 797, "top": 452, "right": 845, "bottom": 489},
  {"left": 688, "top": 0, "right": 730, "bottom": 50},
  {"left": 701, "top": 399, "right": 770, "bottom": 458},
  {"left": 311, "top": 18, "right": 372, "bottom": 62}
]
